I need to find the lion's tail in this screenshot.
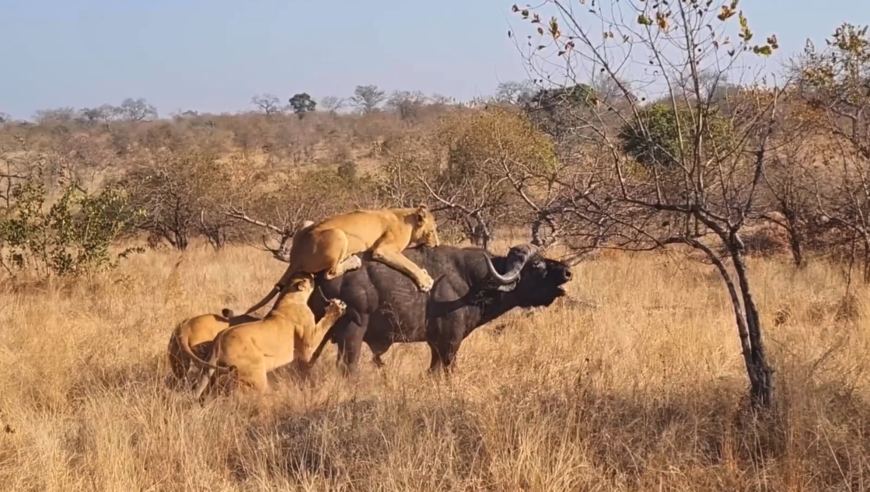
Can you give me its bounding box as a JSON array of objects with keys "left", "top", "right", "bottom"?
[
  {"left": 193, "top": 366, "right": 216, "bottom": 401},
  {"left": 193, "top": 340, "right": 234, "bottom": 401}
]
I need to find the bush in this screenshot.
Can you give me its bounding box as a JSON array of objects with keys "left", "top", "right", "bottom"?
[
  {"left": 0, "top": 174, "right": 144, "bottom": 280},
  {"left": 618, "top": 103, "right": 734, "bottom": 168}
]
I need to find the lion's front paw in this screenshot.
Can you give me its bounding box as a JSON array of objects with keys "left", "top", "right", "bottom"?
[
  {"left": 417, "top": 269, "right": 435, "bottom": 292},
  {"left": 327, "top": 299, "right": 347, "bottom": 315}
]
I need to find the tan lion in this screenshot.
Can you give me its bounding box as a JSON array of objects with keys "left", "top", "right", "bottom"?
[
  {"left": 243, "top": 205, "right": 440, "bottom": 315},
  {"left": 191, "top": 273, "right": 346, "bottom": 400},
  {"left": 166, "top": 219, "right": 321, "bottom": 384},
  {"left": 166, "top": 308, "right": 261, "bottom": 385}
]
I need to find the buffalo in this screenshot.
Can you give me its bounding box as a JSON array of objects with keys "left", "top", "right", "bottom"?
[{"left": 305, "top": 243, "right": 573, "bottom": 375}]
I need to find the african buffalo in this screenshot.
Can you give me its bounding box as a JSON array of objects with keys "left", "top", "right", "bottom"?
[{"left": 305, "top": 243, "right": 573, "bottom": 375}]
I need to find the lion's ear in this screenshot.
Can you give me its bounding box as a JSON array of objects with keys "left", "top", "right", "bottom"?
[{"left": 414, "top": 203, "right": 429, "bottom": 223}]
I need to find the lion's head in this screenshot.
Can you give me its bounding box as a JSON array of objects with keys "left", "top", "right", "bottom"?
[
  {"left": 410, "top": 204, "right": 440, "bottom": 248},
  {"left": 283, "top": 272, "right": 315, "bottom": 294}
]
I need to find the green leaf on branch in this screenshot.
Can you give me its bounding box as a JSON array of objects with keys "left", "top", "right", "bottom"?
[
  {"left": 767, "top": 34, "right": 779, "bottom": 49},
  {"left": 753, "top": 45, "right": 773, "bottom": 56},
  {"left": 549, "top": 17, "right": 561, "bottom": 38},
  {"left": 717, "top": 6, "right": 735, "bottom": 20},
  {"left": 738, "top": 11, "right": 753, "bottom": 41}
]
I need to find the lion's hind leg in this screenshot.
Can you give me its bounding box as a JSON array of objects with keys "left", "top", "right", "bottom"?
[
  {"left": 237, "top": 366, "right": 269, "bottom": 397},
  {"left": 318, "top": 229, "right": 354, "bottom": 280},
  {"left": 167, "top": 332, "right": 189, "bottom": 383}
]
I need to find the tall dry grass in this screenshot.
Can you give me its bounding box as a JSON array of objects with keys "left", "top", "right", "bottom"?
[{"left": 1, "top": 242, "right": 870, "bottom": 491}]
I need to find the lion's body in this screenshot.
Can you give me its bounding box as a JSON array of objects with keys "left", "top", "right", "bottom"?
[
  {"left": 244, "top": 205, "right": 440, "bottom": 315},
  {"left": 193, "top": 275, "right": 345, "bottom": 400},
  {"left": 167, "top": 310, "right": 260, "bottom": 384}
]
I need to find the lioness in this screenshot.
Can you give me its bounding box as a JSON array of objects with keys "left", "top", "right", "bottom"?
[
  {"left": 191, "top": 273, "right": 346, "bottom": 400},
  {"left": 243, "top": 205, "right": 440, "bottom": 315},
  {"left": 166, "top": 308, "right": 261, "bottom": 384}
]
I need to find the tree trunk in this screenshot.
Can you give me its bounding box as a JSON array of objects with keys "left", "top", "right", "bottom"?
[
  {"left": 531, "top": 213, "right": 556, "bottom": 248},
  {"left": 171, "top": 231, "right": 189, "bottom": 251},
  {"left": 469, "top": 214, "right": 492, "bottom": 252},
  {"left": 783, "top": 212, "right": 804, "bottom": 268},
  {"left": 788, "top": 229, "right": 804, "bottom": 268},
  {"left": 863, "top": 237, "right": 870, "bottom": 284},
  {"left": 689, "top": 235, "right": 774, "bottom": 409},
  {"left": 729, "top": 241, "right": 774, "bottom": 408}
]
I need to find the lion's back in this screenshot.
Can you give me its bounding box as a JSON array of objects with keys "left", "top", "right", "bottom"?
[
  {"left": 182, "top": 314, "right": 230, "bottom": 346},
  {"left": 314, "top": 209, "right": 395, "bottom": 235}
]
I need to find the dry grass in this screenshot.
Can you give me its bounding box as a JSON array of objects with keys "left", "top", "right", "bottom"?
[{"left": 2, "top": 242, "right": 870, "bottom": 491}]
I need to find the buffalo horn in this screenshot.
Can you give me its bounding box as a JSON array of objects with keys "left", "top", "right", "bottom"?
[
  {"left": 483, "top": 253, "right": 524, "bottom": 285},
  {"left": 483, "top": 244, "right": 540, "bottom": 285}
]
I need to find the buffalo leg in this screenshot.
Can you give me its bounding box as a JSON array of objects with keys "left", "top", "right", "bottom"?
[
  {"left": 427, "top": 317, "right": 464, "bottom": 375},
  {"left": 427, "top": 338, "right": 462, "bottom": 375},
  {"left": 427, "top": 345, "right": 444, "bottom": 373},
  {"left": 367, "top": 342, "right": 390, "bottom": 369},
  {"left": 335, "top": 315, "right": 367, "bottom": 377},
  {"left": 436, "top": 338, "right": 462, "bottom": 374}
]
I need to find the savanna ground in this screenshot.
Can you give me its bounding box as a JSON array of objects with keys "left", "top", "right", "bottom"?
[{"left": 1, "top": 236, "right": 868, "bottom": 492}]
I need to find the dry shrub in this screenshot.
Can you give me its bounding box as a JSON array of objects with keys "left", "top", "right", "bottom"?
[
  {"left": 740, "top": 221, "right": 792, "bottom": 258},
  {"left": 2, "top": 246, "right": 870, "bottom": 491}
]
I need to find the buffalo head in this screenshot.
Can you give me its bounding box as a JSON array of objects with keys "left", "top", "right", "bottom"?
[{"left": 481, "top": 244, "right": 572, "bottom": 307}]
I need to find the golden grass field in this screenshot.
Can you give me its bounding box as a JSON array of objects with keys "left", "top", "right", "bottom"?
[{"left": 2, "top": 239, "right": 870, "bottom": 491}]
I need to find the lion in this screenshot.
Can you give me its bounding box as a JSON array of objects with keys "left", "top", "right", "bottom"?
[
  {"left": 167, "top": 219, "right": 321, "bottom": 385},
  {"left": 191, "top": 273, "right": 346, "bottom": 401},
  {"left": 243, "top": 204, "right": 440, "bottom": 315},
  {"left": 166, "top": 308, "right": 261, "bottom": 385}
]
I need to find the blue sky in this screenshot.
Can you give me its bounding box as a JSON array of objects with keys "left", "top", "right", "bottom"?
[{"left": 0, "top": 0, "right": 866, "bottom": 120}]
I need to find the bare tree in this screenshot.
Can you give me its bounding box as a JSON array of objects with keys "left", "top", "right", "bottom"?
[
  {"left": 759, "top": 108, "right": 827, "bottom": 269},
  {"left": 493, "top": 80, "right": 537, "bottom": 105},
  {"left": 251, "top": 94, "right": 283, "bottom": 116},
  {"left": 379, "top": 107, "right": 560, "bottom": 249},
  {"left": 222, "top": 206, "right": 307, "bottom": 262},
  {"left": 96, "top": 104, "right": 122, "bottom": 129},
  {"left": 33, "top": 107, "right": 77, "bottom": 125},
  {"left": 77, "top": 107, "right": 105, "bottom": 126},
  {"left": 429, "top": 93, "right": 456, "bottom": 107},
  {"left": 792, "top": 24, "right": 870, "bottom": 281},
  {"left": 350, "top": 85, "right": 387, "bottom": 114},
  {"left": 118, "top": 98, "right": 158, "bottom": 122},
  {"left": 512, "top": 0, "right": 782, "bottom": 407},
  {"left": 118, "top": 149, "right": 239, "bottom": 250},
  {"left": 386, "top": 90, "right": 428, "bottom": 121},
  {"left": 320, "top": 96, "right": 346, "bottom": 116},
  {"left": 226, "top": 168, "right": 379, "bottom": 259}
]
